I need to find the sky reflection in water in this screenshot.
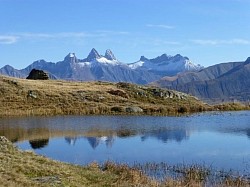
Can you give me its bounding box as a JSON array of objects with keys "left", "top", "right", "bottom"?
[{"left": 0, "top": 111, "right": 250, "bottom": 173}]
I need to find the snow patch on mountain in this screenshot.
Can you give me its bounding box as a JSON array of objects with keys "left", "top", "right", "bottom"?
[
  {"left": 129, "top": 54, "right": 203, "bottom": 72},
  {"left": 79, "top": 49, "right": 120, "bottom": 66},
  {"left": 105, "top": 49, "right": 117, "bottom": 61}
]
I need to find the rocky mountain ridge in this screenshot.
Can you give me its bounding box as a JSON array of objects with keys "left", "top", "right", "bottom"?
[
  {"left": 129, "top": 54, "right": 203, "bottom": 76},
  {"left": 152, "top": 58, "right": 250, "bottom": 103},
  {"left": 0, "top": 48, "right": 202, "bottom": 84}
]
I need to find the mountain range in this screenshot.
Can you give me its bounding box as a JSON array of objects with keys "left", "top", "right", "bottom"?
[
  {"left": 152, "top": 58, "right": 250, "bottom": 103},
  {"left": 1, "top": 48, "right": 250, "bottom": 103},
  {"left": 0, "top": 48, "right": 202, "bottom": 84}
]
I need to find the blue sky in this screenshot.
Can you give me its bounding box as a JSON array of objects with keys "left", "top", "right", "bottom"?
[{"left": 1, "top": 0, "right": 250, "bottom": 69}]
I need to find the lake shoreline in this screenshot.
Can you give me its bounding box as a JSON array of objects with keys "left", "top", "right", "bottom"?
[{"left": 1, "top": 136, "right": 249, "bottom": 187}]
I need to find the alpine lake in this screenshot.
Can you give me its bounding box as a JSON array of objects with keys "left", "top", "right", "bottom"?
[{"left": 1, "top": 111, "right": 250, "bottom": 178}]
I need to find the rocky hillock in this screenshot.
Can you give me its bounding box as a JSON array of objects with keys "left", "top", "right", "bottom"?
[{"left": 0, "top": 75, "right": 211, "bottom": 117}]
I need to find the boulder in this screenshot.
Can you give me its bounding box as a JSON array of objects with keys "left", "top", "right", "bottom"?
[
  {"left": 27, "top": 90, "right": 37, "bottom": 99},
  {"left": 26, "top": 69, "right": 49, "bottom": 80},
  {"left": 125, "top": 106, "right": 143, "bottom": 113}
]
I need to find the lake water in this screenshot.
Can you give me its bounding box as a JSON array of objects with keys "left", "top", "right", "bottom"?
[{"left": 0, "top": 111, "right": 250, "bottom": 173}]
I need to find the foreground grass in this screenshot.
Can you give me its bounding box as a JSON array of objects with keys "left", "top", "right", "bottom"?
[
  {"left": 1, "top": 136, "right": 250, "bottom": 187},
  {"left": 0, "top": 75, "right": 212, "bottom": 117},
  {"left": 0, "top": 136, "right": 157, "bottom": 187}
]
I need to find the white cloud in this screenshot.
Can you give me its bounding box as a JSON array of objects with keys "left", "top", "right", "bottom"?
[
  {"left": 0, "top": 36, "right": 19, "bottom": 44},
  {"left": 95, "top": 30, "right": 130, "bottom": 35},
  {"left": 152, "top": 39, "right": 181, "bottom": 46},
  {"left": 191, "top": 39, "right": 250, "bottom": 45},
  {"left": 19, "top": 32, "right": 89, "bottom": 39},
  {"left": 0, "top": 31, "right": 130, "bottom": 44},
  {"left": 146, "top": 24, "right": 175, "bottom": 29},
  {"left": 191, "top": 39, "right": 218, "bottom": 45},
  {"left": 229, "top": 39, "right": 250, "bottom": 45}
]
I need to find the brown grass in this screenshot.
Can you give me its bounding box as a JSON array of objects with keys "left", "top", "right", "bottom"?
[
  {"left": 0, "top": 75, "right": 213, "bottom": 117},
  {"left": 1, "top": 136, "right": 250, "bottom": 187},
  {"left": 0, "top": 136, "right": 157, "bottom": 187},
  {"left": 214, "top": 102, "right": 250, "bottom": 111}
]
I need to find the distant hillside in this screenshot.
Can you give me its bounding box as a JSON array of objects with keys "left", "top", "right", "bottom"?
[
  {"left": 0, "top": 75, "right": 211, "bottom": 117},
  {"left": 152, "top": 58, "right": 250, "bottom": 103},
  {"left": 0, "top": 48, "right": 202, "bottom": 84}
]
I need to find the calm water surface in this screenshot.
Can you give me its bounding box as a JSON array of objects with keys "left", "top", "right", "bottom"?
[{"left": 0, "top": 111, "right": 250, "bottom": 173}]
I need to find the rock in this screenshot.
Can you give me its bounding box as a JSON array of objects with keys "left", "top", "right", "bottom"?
[
  {"left": 0, "top": 136, "right": 13, "bottom": 152},
  {"left": 111, "top": 106, "right": 124, "bottom": 112},
  {"left": 26, "top": 69, "right": 49, "bottom": 80},
  {"left": 107, "top": 89, "right": 129, "bottom": 98},
  {"left": 116, "top": 82, "right": 132, "bottom": 89},
  {"left": 28, "top": 90, "right": 37, "bottom": 99},
  {"left": 32, "top": 176, "right": 61, "bottom": 184},
  {"left": 125, "top": 106, "right": 143, "bottom": 113},
  {"left": 0, "top": 136, "right": 10, "bottom": 143}
]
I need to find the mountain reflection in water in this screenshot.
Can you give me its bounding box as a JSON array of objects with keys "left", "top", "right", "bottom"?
[
  {"left": 63, "top": 128, "right": 188, "bottom": 150},
  {"left": 1, "top": 111, "right": 250, "bottom": 173}
]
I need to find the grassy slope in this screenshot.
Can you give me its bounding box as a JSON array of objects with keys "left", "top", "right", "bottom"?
[
  {"left": 0, "top": 136, "right": 158, "bottom": 187},
  {"left": 0, "top": 75, "right": 212, "bottom": 117}
]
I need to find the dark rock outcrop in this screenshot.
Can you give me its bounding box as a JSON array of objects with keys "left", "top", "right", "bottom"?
[{"left": 26, "top": 69, "right": 49, "bottom": 80}]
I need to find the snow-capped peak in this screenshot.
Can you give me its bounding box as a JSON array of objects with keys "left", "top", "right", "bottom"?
[
  {"left": 69, "top": 53, "right": 75, "bottom": 58},
  {"left": 86, "top": 48, "right": 101, "bottom": 61},
  {"left": 105, "top": 49, "right": 117, "bottom": 61},
  {"left": 78, "top": 49, "right": 120, "bottom": 67},
  {"left": 64, "top": 53, "right": 78, "bottom": 63},
  {"left": 129, "top": 53, "right": 203, "bottom": 73}
]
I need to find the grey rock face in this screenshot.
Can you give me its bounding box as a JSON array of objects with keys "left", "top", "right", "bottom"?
[
  {"left": 64, "top": 53, "right": 78, "bottom": 63},
  {"left": 105, "top": 49, "right": 117, "bottom": 60},
  {"left": 85, "top": 48, "right": 101, "bottom": 61},
  {"left": 0, "top": 65, "right": 26, "bottom": 78}
]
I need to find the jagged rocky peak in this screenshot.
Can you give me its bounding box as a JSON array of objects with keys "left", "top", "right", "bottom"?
[
  {"left": 64, "top": 53, "right": 78, "bottom": 63},
  {"left": 174, "top": 54, "right": 182, "bottom": 59},
  {"left": 151, "top": 54, "right": 171, "bottom": 63},
  {"left": 140, "top": 56, "right": 149, "bottom": 61},
  {"left": 86, "top": 48, "right": 101, "bottom": 61},
  {"left": 173, "top": 54, "right": 189, "bottom": 60},
  {"left": 105, "top": 49, "right": 117, "bottom": 61},
  {"left": 244, "top": 57, "right": 250, "bottom": 65}
]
